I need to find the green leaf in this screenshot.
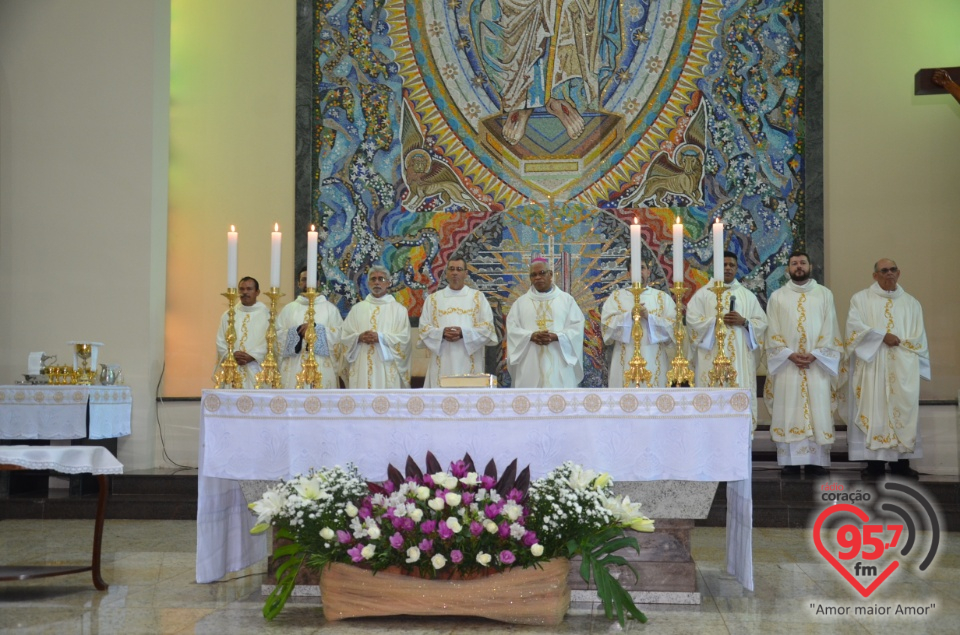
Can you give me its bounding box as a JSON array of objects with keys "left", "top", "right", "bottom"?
[{"left": 263, "top": 551, "right": 305, "bottom": 620}]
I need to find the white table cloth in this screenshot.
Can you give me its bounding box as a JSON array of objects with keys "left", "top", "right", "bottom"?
[
  {"left": 0, "top": 445, "right": 124, "bottom": 474},
  {"left": 197, "top": 387, "right": 754, "bottom": 590},
  {"left": 0, "top": 386, "right": 132, "bottom": 440}
]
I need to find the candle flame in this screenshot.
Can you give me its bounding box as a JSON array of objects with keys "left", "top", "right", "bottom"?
[
  {"left": 230, "top": 225, "right": 235, "bottom": 232},
  {"left": 676, "top": 217, "right": 681, "bottom": 224},
  {"left": 633, "top": 217, "right": 638, "bottom": 225},
  {"left": 274, "top": 223, "right": 279, "bottom": 231},
  {"left": 310, "top": 224, "right": 316, "bottom": 231}
]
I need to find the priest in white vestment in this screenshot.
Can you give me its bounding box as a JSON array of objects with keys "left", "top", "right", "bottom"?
[
  {"left": 341, "top": 265, "right": 412, "bottom": 389},
  {"left": 215, "top": 276, "right": 270, "bottom": 389},
  {"left": 844, "top": 259, "right": 930, "bottom": 478},
  {"left": 419, "top": 258, "right": 498, "bottom": 387},
  {"left": 506, "top": 258, "right": 585, "bottom": 388},
  {"left": 763, "top": 252, "right": 842, "bottom": 475},
  {"left": 601, "top": 260, "right": 676, "bottom": 387},
  {"left": 276, "top": 267, "right": 345, "bottom": 389},
  {"left": 687, "top": 252, "right": 767, "bottom": 424}
]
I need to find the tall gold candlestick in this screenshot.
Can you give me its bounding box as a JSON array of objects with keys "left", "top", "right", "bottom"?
[
  {"left": 215, "top": 288, "right": 245, "bottom": 389},
  {"left": 666, "top": 281, "right": 695, "bottom": 387},
  {"left": 708, "top": 280, "right": 737, "bottom": 387},
  {"left": 255, "top": 287, "right": 285, "bottom": 389},
  {"left": 296, "top": 288, "right": 323, "bottom": 389},
  {"left": 623, "top": 282, "right": 652, "bottom": 388}
]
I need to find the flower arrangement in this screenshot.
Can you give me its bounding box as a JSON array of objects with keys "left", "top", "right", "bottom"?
[{"left": 250, "top": 452, "right": 654, "bottom": 625}]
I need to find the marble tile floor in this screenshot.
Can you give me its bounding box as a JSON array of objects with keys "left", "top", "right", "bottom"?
[{"left": 0, "top": 520, "right": 957, "bottom": 634}]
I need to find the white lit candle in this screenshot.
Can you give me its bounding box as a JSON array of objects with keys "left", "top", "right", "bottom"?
[
  {"left": 270, "top": 223, "right": 282, "bottom": 289},
  {"left": 306, "top": 224, "right": 318, "bottom": 289},
  {"left": 673, "top": 217, "right": 684, "bottom": 283},
  {"left": 630, "top": 219, "right": 643, "bottom": 284},
  {"left": 712, "top": 218, "right": 724, "bottom": 282},
  {"left": 227, "top": 225, "right": 238, "bottom": 289}
]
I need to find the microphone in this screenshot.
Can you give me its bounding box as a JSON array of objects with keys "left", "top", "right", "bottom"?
[{"left": 729, "top": 296, "right": 736, "bottom": 312}]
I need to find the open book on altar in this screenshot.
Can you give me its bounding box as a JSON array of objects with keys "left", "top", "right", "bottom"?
[{"left": 438, "top": 374, "right": 498, "bottom": 388}]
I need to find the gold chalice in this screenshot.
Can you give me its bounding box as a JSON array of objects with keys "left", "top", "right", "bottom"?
[{"left": 74, "top": 343, "right": 94, "bottom": 385}]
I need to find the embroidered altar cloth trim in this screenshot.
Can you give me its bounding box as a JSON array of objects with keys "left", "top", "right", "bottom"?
[{"left": 0, "top": 385, "right": 132, "bottom": 440}]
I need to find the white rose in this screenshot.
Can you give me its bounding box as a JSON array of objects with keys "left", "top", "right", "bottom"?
[
  {"left": 460, "top": 472, "right": 480, "bottom": 486},
  {"left": 483, "top": 519, "right": 498, "bottom": 534},
  {"left": 405, "top": 546, "right": 421, "bottom": 563},
  {"left": 430, "top": 471, "right": 450, "bottom": 488},
  {"left": 409, "top": 508, "right": 424, "bottom": 522},
  {"left": 531, "top": 543, "right": 544, "bottom": 557},
  {"left": 502, "top": 500, "right": 522, "bottom": 521},
  {"left": 445, "top": 517, "right": 463, "bottom": 533},
  {"left": 361, "top": 544, "right": 376, "bottom": 559},
  {"left": 367, "top": 525, "right": 381, "bottom": 540},
  {"left": 431, "top": 553, "right": 447, "bottom": 570},
  {"left": 444, "top": 492, "right": 462, "bottom": 507},
  {"left": 416, "top": 486, "right": 431, "bottom": 501},
  {"left": 345, "top": 502, "right": 359, "bottom": 518},
  {"left": 428, "top": 497, "right": 445, "bottom": 512},
  {"left": 476, "top": 552, "right": 492, "bottom": 567},
  {"left": 319, "top": 527, "right": 335, "bottom": 540},
  {"left": 443, "top": 475, "right": 459, "bottom": 490}
]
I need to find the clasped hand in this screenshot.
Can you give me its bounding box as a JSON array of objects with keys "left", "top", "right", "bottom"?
[
  {"left": 442, "top": 327, "right": 463, "bottom": 342},
  {"left": 531, "top": 330, "right": 558, "bottom": 345},
  {"left": 882, "top": 333, "right": 900, "bottom": 347},
  {"left": 788, "top": 352, "right": 816, "bottom": 370},
  {"left": 358, "top": 330, "right": 379, "bottom": 345}
]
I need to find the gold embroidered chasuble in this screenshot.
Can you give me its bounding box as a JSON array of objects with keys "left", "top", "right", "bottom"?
[
  {"left": 600, "top": 287, "right": 676, "bottom": 388},
  {"left": 215, "top": 301, "right": 270, "bottom": 389},
  {"left": 687, "top": 281, "right": 768, "bottom": 422},
  {"left": 341, "top": 294, "right": 412, "bottom": 389},
  {"left": 763, "top": 280, "right": 842, "bottom": 446},
  {"left": 418, "top": 287, "right": 498, "bottom": 388},
  {"left": 506, "top": 286, "right": 585, "bottom": 388},
  {"left": 844, "top": 282, "right": 929, "bottom": 453},
  {"left": 276, "top": 294, "right": 345, "bottom": 389}
]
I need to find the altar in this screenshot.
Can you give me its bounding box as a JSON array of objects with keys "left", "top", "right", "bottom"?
[
  {"left": 196, "top": 387, "right": 754, "bottom": 591},
  {"left": 0, "top": 385, "right": 132, "bottom": 440}
]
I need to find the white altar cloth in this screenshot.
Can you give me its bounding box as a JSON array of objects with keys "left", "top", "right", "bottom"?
[
  {"left": 0, "top": 445, "right": 124, "bottom": 475},
  {"left": 0, "top": 386, "right": 132, "bottom": 440},
  {"left": 197, "top": 387, "right": 754, "bottom": 590}
]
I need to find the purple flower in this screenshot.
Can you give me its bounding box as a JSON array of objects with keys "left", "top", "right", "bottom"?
[
  {"left": 438, "top": 522, "right": 453, "bottom": 539},
  {"left": 383, "top": 480, "right": 396, "bottom": 493},
  {"left": 358, "top": 506, "right": 371, "bottom": 520},
  {"left": 347, "top": 545, "right": 364, "bottom": 563},
  {"left": 481, "top": 475, "right": 496, "bottom": 489},
  {"left": 424, "top": 474, "right": 435, "bottom": 487},
  {"left": 420, "top": 520, "right": 437, "bottom": 534},
  {"left": 449, "top": 460, "right": 468, "bottom": 477},
  {"left": 470, "top": 521, "right": 483, "bottom": 537},
  {"left": 484, "top": 503, "right": 501, "bottom": 519},
  {"left": 451, "top": 550, "right": 463, "bottom": 564},
  {"left": 461, "top": 491, "right": 475, "bottom": 505},
  {"left": 336, "top": 530, "right": 352, "bottom": 544},
  {"left": 522, "top": 531, "right": 538, "bottom": 547},
  {"left": 389, "top": 532, "right": 404, "bottom": 550},
  {"left": 401, "top": 517, "right": 416, "bottom": 532},
  {"left": 419, "top": 538, "right": 434, "bottom": 553},
  {"left": 499, "top": 550, "right": 516, "bottom": 565},
  {"left": 506, "top": 488, "right": 523, "bottom": 502},
  {"left": 391, "top": 516, "right": 405, "bottom": 530},
  {"left": 498, "top": 522, "right": 510, "bottom": 539}
]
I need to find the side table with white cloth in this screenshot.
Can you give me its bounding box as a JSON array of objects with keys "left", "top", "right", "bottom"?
[
  {"left": 196, "top": 387, "right": 755, "bottom": 592},
  {"left": 0, "top": 385, "right": 132, "bottom": 496},
  {"left": 0, "top": 445, "right": 123, "bottom": 589}
]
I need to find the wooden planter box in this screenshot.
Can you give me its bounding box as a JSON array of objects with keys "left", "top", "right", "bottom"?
[{"left": 319, "top": 558, "right": 571, "bottom": 626}]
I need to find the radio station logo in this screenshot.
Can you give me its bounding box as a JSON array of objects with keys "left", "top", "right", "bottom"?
[{"left": 812, "top": 479, "right": 941, "bottom": 598}]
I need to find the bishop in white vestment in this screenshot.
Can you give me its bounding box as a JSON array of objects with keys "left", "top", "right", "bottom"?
[
  {"left": 601, "top": 261, "right": 676, "bottom": 387},
  {"left": 763, "top": 252, "right": 842, "bottom": 473},
  {"left": 215, "top": 277, "right": 270, "bottom": 389},
  {"left": 419, "top": 258, "right": 498, "bottom": 387},
  {"left": 341, "top": 266, "right": 412, "bottom": 389},
  {"left": 687, "top": 252, "right": 767, "bottom": 422},
  {"left": 845, "top": 259, "right": 930, "bottom": 477},
  {"left": 506, "top": 259, "right": 585, "bottom": 388},
  {"left": 276, "top": 268, "right": 344, "bottom": 389}
]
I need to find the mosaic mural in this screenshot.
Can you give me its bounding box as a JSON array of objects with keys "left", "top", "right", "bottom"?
[{"left": 305, "top": 0, "right": 807, "bottom": 387}]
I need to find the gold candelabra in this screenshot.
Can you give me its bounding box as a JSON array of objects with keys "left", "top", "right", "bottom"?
[
  {"left": 296, "top": 288, "right": 323, "bottom": 389},
  {"left": 666, "top": 281, "right": 695, "bottom": 387},
  {"left": 215, "top": 288, "right": 245, "bottom": 389},
  {"left": 624, "top": 282, "right": 652, "bottom": 388},
  {"left": 708, "top": 280, "right": 737, "bottom": 387},
  {"left": 255, "top": 287, "right": 285, "bottom": 389}
]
